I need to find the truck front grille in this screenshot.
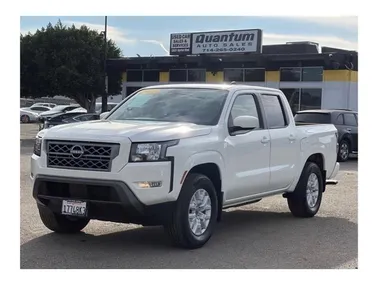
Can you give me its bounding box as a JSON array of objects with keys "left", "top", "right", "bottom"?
[{"left": 46, "top": 141, "right": 120, "bottom": 172}]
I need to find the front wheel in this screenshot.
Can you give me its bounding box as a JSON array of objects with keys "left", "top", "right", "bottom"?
[
  {"left": 287, "top": 162, "right": 323, "bottom": 218},
  {"left": 38, "top": 204, "right": 90, "bottom": 233},
  {"left": 165, "top": 173, "right": 218, "bottom": 249}
]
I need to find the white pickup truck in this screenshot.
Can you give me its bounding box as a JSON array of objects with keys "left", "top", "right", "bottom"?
[{"left": 31, "top": 84, "right": 340, "bottom": 249}]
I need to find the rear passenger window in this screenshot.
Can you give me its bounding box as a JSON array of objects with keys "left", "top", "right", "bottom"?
[
  {"left": 344, "top": 113, "right": 357, "bottom": 126},
  {"left": 261, "top": 94, "right": 287, "bottom": 128},
  {"left": 336, "top": 114, "right": 344, "bottom": 125}
]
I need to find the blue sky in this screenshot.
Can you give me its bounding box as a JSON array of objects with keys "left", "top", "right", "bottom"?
[{"left": 20, "top": 16, "right": 358, "bottom": 56}]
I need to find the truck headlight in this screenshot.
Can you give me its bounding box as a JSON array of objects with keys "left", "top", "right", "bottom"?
[
  {"left": 129, "top": 140, "right": 179, "bottom": 162},
  {"left": 33, "top": 137, "right": 42, "bottom": 156}
]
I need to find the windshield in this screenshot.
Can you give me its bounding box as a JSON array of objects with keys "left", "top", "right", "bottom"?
[
  {"left": 294, "top": 113, "right": 331, "bottom": 124},
  {"left": 107, "top": 88, "right": 229, "bottom": 125}
]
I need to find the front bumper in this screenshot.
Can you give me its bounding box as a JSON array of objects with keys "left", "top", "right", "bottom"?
[{"left": 33, "top": 175, "right": 175, "bottom": 225}]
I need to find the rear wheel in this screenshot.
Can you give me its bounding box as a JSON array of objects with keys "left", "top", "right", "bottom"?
[
  {"left": 165, "top": 173, "right": 218, "bottom": 249},
  {"left": 21, "top": 115, "right": 30, "bottom": 123},
  {"left": 338, "top": 139, "right": 350, "bottom": 162},
  {"left": 287, "top": 162, "right": 323, "bottom": 218},
  {"left": 38, "top": 204, "right": 90, "bottom": 233}
]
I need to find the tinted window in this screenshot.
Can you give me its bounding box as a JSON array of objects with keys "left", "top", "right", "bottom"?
[
  {"left": 280, "top": 67, "right": 301, "bottom": 82},
  {"left": 127, "top": 70, "right": 143, "bottom": 81},
  {"left": 244, "top": 69, "right": 265, "bottom": 82},
  {"left": 188, "top": 70, "right": 206, "bottom": 82},
  {"left": 344, "top": 113, "right": 357, "bottom": 126},
  {"left": 143, "top": 70, "right": 159, "bottom": 82},
  {"left": 294, "top": 113, "right": 331, "bottom": 124},
  {"left": 302, "top": 67, "right": 323, "bottom": 81},
  {"left": 300, "top": 89, "right": 322, "bottom": 110},
  {"left": 108, "top": 88, "right": 228, "bottom": 125},
  {"left": 230, "top": 95, "right": 259, "bottom": 122},
  {"left": 261, "top": 95, "right": 287, "bottom": 128},
  {"left": 64, "top": 106, "right": 79, "bottom": 112},
  {"left": 281, "top": 88, "right": 300, "bottom": 115},
  {"left": 31, "top": 106, "right": 49, "bottom": 111},
  {"left": 336, "top": 114, "right": 344, "bottom": 125},
  {"left": 224, "top": 69, "right": 244, "bottom": 82},
  {"left": 169, "top": 70, "right": 187, "bottom": 82}
]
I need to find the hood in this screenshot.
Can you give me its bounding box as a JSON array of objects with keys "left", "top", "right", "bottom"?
[{"left": 41, "top": 120, "right": 212, "bottom": 142}]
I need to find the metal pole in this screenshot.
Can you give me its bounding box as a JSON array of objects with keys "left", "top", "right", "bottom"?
[{"left": 101, "top": 16, "right": 108, "bottom": 113}]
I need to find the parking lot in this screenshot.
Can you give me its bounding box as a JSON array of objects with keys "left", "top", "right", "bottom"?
[{"left": 20, "top": 124, "right": 358, "bottom": 269}]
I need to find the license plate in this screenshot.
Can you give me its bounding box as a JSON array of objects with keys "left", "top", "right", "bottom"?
[{"left": 61, "top": 200, "right": 87, "bottom": 217}]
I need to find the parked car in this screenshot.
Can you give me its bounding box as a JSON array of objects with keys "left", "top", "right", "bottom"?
[
  {"left": 294, "top": 109, "right": 358, "bottom": 162},
  {"left": 31, "top": 84, "right": 340, "bottom": 249},
  {"left": 20, "top": 109, "right": 39, "bottom": 123},
  {"left": 21, "top": 105, "right": 52, "bottom": 114},
  {"left": 43, "top": 112, "right": 100, "bottom": 129},
  {"left": 30, "top": 103, "right": 57, "bottom": 108},
  {"left": 67, "top": 103, "right": 119, "bottom": 115},
  {"left": 38, "top": 104, "right": 80, "bottom": 121}
]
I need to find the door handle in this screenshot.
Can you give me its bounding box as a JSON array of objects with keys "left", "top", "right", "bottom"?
[
  {"left": 288, "top": 134, "right": 296, "bottom": 142},
  {"left": 347, "top": 128, "right": 352, "bottom": 132},
  {"left": 261, "top": 136, "right": 270, "bottom": 144}
]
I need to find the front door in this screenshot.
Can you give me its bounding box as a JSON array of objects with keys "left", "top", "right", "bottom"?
[{"left": 224, "top": 93, "right": 271, "bottom": 201}]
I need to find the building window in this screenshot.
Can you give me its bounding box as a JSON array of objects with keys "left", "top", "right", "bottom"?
[
  {"left": 245, "top": 68, "right": 265, "bottom": 82},
  {"left": 188, "top": 69, "right": 206, "bottom": 82},
  {"left": 126, "top": 70, "right": 143, "bottom": 82},
  {"left": 300, "top": 88, "right": 322, "bottom": 110},
  {"left": 280, "top": 67, "right": 301, "bottom": 82},
  {"left": 143, "top": 70, "right": 160, "bottom": 82},
  {"left": 224, "top": 69, "right": 244, "bottom": 82},
  {"left": 169, "top": 70, "right": 187, "bottom": 82},
  {"left": 302, "top": 67, "right": 323, "bottom": 81},
  {"left": 281, "top": 88, "right": 300, "bottom": 115}
]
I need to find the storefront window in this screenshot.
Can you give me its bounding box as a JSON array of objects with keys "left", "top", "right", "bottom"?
[
  {"left": 143, "top": 70, "right": 160, "bottom": 82},
  {"left": 224, "top": 69, "right": 244, "bottom": 82},
  {"left": 280, "top": 88, "right": 300, "bottom": 115},
  {"left": 300, "top": 88, "right": 322, "bottom": 110},
  {"left": 245, "top": 69, "right": 265, "bottom": 82},
  {"left": 126, "top": 70, "right": 143, "bottom": 82},
  {"left": 169, "top": 70, "right": 187, "bottom": 82},
  {"left": 188, "top": 69, "right": 206, "bottom": 82},
  {"left": 280, "top": 67, "right": 301, "bottom": 82},
  {"left": 302, "top": 67, "right": 323, "bottom": 81}
]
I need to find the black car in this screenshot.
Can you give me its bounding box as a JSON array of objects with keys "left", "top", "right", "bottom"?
[
  {"left": 294, "top": 109, "right": 358, "bottom": 162},
  {"left": 43, "top": 112, "right": 100, "bottom": 129}
]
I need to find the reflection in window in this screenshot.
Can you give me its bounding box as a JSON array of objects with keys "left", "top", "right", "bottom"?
[
  {"left": 344, "top": 113, "right": 357, "bottom": 126},
  {"left": 169, "top": 70, "right": 187, "bottom": 82},
  {"left": 336, "top": 114, "right": 344, "bottom": 125},
  {"left": 224, "top": 69, "right": 244, "bottom": 82},
  {"left": 302, "top": 67, "right": 323, "bottom": 81},
  {"left": 244, "top": 69, "right": 265, "bottom": 82},
  {"left": 143, "top": 70, "right": 160, "bottom": 81},
  {"left": 280, "top": 67, "right": 301, "bottom": 81},
  {"left": 281, "top": 88, "right": 300, "bottom": 115},
  {"left": 261, "top": 95, "right": 287, "bottom": 128},
  {"left": 300, "top": 89, "right": 322, "bottom": 110},
  {"left": 188, "top": 69, "right": 206, "bottom": 82},
  {"left": 126, "top": 70, "right": 143, "bottom": 82}
]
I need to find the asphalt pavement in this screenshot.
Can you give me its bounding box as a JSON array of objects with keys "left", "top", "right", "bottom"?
[{"left": 20, "top": 124, "right": 358, "bottom": 269}]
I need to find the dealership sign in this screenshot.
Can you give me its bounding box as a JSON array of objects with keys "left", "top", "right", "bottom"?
[{"left": 169, "top": 29, "right": 262, "bottom": 55}]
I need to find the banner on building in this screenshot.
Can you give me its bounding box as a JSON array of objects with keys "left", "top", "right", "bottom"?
[{"left": 169, "top": 29, "right": 262, "bottom": 56}]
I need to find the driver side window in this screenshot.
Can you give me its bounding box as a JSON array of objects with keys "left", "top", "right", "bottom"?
[{"left": 228, "top": 94, "right": 261, "bottom": 129}]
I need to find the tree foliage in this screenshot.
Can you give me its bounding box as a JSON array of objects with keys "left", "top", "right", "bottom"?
[{"left": 20, "top": 20, "right": 123, "bottom": 111}]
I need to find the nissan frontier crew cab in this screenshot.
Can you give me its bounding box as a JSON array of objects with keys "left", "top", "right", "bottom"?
[{"left": 31, "top": 84, "right": 340, "bottom": 249}]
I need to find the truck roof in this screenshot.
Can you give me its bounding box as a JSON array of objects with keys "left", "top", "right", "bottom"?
[
  {"left": 142, "top": 83, "right": 282, "bottom": 93},
  {"left": 297, "top": 109, "right": 357, "bottom": 114}
]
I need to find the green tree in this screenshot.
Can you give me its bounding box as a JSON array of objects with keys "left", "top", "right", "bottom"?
[{"left": 20, "top": 20, "right": 123, "bottom": 112}]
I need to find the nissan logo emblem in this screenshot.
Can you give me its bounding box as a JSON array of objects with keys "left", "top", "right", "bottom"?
[{"left": 70, "top": 145, "right": 84, "bottom": 159}]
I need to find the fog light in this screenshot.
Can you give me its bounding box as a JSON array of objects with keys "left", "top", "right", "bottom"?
[{"left": 136, "top": 181, "right": 162, "bottom": 188}]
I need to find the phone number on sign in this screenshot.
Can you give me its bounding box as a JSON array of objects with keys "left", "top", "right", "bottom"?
[{"left": 202, "top": 47, "right": 246, "bottom": 53}]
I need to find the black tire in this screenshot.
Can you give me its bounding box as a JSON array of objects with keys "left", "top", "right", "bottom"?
[
  {"left": 338, "top": 139, "right": 350, "bottom": 162},
  {"left": 165, "top": 173, "right": 218, "bottom": 249},
  {"left": 38, "top": 204, "right": 90, "bottom": 233},
  {"left": 21, "top": 115, "right": 30, "bottom": 123},
  {"left": 287, "top": 162, "right": 323, "bottom": 218}
]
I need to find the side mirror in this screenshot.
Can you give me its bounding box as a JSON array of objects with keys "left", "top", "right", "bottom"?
[
  {"left": 233, "top": 115, "right": 260, "bottom": 130},
  {"left": 100, "top": 111, "right": 110, "bottom": 119}
]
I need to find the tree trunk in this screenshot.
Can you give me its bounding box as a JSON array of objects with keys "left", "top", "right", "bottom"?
[{"left": 77, "top": 94, "right": 96, "bottom": 113}]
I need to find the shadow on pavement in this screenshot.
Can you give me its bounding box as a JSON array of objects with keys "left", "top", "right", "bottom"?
[{"left": 20, "top": 209, "right": 357, "bottom": 269}]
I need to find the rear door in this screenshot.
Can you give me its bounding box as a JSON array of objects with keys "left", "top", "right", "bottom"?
[
  {"left": 343, "top": 113, "right": 358, "bottom": 152},
  {"left": 260, "top": 93, "right": 298, "bottom": 191}
]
